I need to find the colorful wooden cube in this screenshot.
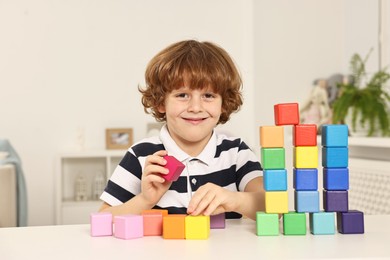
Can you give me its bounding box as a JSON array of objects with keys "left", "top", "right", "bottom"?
[
  {"left": 261, "top": 148, "right": 285, "bottom": 169},
  {"left": 265, "top": 191, "right": 289, "bottom": 213},
  {"left": 321, "top": 124, "right": 349, "bottom": 147},
  {"left": 141, "top": 211, "right": 163, "bottom": 236},
  {"left": 294, "top": 146, "right": 318, "bottom": 168},
  {"left": 114, "top": 215, "right": 143, "bottom": 240},
  {"left": 323, "top": 190, "right": 349, "bottom": 212},
  {"left": 256, "top": 212, "right": 279, "bottom": 236},
  {"left": 323, "top": 168, "right": 349, "bottom": 190},
  {"left": 185, "top": 215, "right": 210, "bottom": 240},
  {"left": 163, "top": 155, "right": 185, "bottom": 182},
  {"left": 283, "top": 211, "right": 306, "bottom": 235},
  {"left": 337, "top": 210, "right": 364, "bottom": 234},
  {"left": 274, "top": 103, "right": 300, "bottom": 125},
  {"left": 293, "top": 124, "right": 317, "bottom": 146},
  {"left": 264, "top": 169, "right": 288, "bottom": 191},
  {"left": 260, "top": 126, "right": 284, "bottom": 148},
  {"left": 310, "top": 212, "right": 335, "bottom": 235},
  {"left": 163, "top": 214, "right": 186, "bottom": 239},
  {"left": 210, "top": 213, "right": 226, "bottom": 229},
  {"left": 322, "top": 147, "right": 349, "bottom": 168},
  {"left": 90, "top": 212, "right": 113, "bottom": 237},
  {"left": 293, "top": 168, "right": 318, "bottom": 191},
  {"left": 294, "top": 191, "right": 320, "bottom": 213}
]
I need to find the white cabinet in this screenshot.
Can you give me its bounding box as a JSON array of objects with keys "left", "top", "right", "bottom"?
[{"left": 55, "top": 150, "right": 126, "bottom": 224}]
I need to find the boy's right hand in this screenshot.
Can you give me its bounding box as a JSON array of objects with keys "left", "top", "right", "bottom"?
[{"left": 140, "top": 150, "right": 172, "bottom": 206}]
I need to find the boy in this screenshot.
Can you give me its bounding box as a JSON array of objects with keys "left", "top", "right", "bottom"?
[{"left": 99, "top": 40, "right": 265, "bottom": 220}]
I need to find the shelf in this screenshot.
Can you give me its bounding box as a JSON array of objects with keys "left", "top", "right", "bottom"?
[
  {"left": 348, "top": 137, "right": 390, "bottom": 148},
  {"left": 60, "top": 149, "right": 127, "bottom": 158}
]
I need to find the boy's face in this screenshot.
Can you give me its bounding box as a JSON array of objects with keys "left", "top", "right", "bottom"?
[{"left": 159, "top": 86, "right": 222, "bottom": 149}]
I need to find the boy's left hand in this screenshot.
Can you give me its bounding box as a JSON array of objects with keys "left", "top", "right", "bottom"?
[{"left": 187, "top": 183, "right": 238, "bottom": 216}]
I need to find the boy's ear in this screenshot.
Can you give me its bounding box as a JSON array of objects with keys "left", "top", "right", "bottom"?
[{"left": 157, "top": 105, "right": 166, "bottom": 113}]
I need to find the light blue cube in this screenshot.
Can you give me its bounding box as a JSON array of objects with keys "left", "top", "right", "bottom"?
[
  {"left": 321, "top": 124, "right": 348, "bottom": 147},
  {"left": 264, "top": 169, "right": 287, "bottom": 191},
  {"left": 322, "top": 147, "right": 349, "bottom": 168},
  {"left": 294, "top": 191, "right": 320, "bottom": 213},
  {"left": 310, "top": 212, "right": 335, "bottom": 235}
]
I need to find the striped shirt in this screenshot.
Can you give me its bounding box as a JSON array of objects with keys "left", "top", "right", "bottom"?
[{"left": 100, "top": 125, "right": 262, "bottom": 218}]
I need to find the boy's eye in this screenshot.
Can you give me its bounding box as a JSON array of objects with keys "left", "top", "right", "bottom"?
[
  {"left": 204, "top": 93, "right": 216, "bottom": 99},
  {"left": 175, "top": 93, "right": 188, "bottom": 98}
]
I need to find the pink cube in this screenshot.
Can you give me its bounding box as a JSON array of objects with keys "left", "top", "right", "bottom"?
[
  {"left": 163, "top": 155, "right": 185, "bottom": 182},
  {"left": 114, "top": 215, "right": 143, "bottom": 240},
  {"left": 90, "top": 212, "right": 113, "bottom": 237},
  {"left": 142, "top": 212, "right": 163, "bottom": 236},
  {"left": 210, "top": 213, "right": 226, "bottom": 229}
]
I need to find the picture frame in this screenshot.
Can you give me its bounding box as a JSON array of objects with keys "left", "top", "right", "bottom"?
[{"left": 106, "top": 128, "right": 133, "bottom": 150}]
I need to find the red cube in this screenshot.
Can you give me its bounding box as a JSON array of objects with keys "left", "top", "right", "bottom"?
[
  {"left": 274, "top": 103, "right": 299, "bottom": 126},
  {"left": 293, "top": 124, "right": 317, "bottom": 146},
  {"left": 163, "top": 155, "right": 185, "bottom": 182}
]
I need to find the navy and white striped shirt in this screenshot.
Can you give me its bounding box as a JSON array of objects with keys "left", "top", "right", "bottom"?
[{"left": 100, "top": 125, "right": 262, "bottom": 218}]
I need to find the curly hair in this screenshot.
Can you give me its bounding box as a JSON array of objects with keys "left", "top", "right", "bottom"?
[{"left": 138, "top": 40, "right": 243, "bottom": 124}]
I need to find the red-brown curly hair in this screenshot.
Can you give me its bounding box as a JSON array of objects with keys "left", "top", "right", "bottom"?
[{"left": 139, "top": 40, "right": 243, "bottom": 124}]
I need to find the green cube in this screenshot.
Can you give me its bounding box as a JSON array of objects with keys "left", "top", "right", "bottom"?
[
  {"left": 283, "top": 211, "right": 306, "bottom": 235},
  {"left": 309, "top": 212, "right": 335, "bottom": 235},
  {"left": 261, "top": 148, "right": 285, "bottom": 169},
  {"left": 256, "top": 212, "right": 279, "bottom": 236}
]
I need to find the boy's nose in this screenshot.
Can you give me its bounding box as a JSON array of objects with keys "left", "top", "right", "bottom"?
[{"left": 187, "top": 97, "right": 202, "bottom": 112}]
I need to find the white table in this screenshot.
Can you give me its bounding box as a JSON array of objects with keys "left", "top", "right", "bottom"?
[{"left": 1, "top": 215, "right": 389, "bottom": 259}]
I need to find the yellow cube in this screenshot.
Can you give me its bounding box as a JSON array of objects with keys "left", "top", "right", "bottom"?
[
  {"left": 185, "top": 215, "right": 210, "bottom": 240},
  {"left": 294, "top": 146, "right": 318, "bottom": 168},
  {"left": 265, "top": 191, "right": 289, "bottom": 213},
  {"left": 260, "top": 126, "right": 284, "bottom": 148}
]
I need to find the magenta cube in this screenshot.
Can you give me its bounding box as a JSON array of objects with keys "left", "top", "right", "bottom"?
[
  {"left": 90, "top": 212, "right": 113, "bottom": 237},
  {"left": 163, "top": 155, "right": 185, "bottom": 182},
  {"left": 114, "top": 215, "right": 144, "bottom": 239},
  {"left": 210, "top": 213, "right": 226, "bottom": 229}
]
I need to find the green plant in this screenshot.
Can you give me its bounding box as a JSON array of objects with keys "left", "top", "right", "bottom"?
[{"left": 332, "top": 50, "right": 390, "bottom": 136}]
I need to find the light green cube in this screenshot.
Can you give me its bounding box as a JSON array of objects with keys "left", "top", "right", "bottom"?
[
  {"left": 256, "top": 212, "right": 279, "bottom": 236},
  {"left": 261, "top": 148, "right": 285, "bottom": 169},
  {"left": 283, "top": 211, "right": 306, "bottom": 235}
]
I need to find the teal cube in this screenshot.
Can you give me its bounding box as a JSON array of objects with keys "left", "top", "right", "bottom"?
[
  {"left": 283, "top": 211, "right": 306, "bottom": 235},
  {"left": 264, "top": 169, "right": 287, "bottom": 191},
  {"left": 310, "top": 212, "right": 335, "bottom": 235},
  {"left": 322, "top": 147, "right": 348, "bottom": 168},
  {"left": 261, "top": 148, "right": 285, "bottom": 169},
  {"left": 321, "top": 124, "right": 348, "bottom": 147},
  {"left": 256, "top": 212, "right": 279, "bottom": 236},
  {"left": 294, "top": 191, "right": 320, "bottom": 213}
]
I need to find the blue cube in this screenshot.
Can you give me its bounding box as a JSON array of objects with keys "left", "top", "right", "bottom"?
[
  {"left": 294, "top": 191, "right": 320, "bottom": 213},
  {"left": 310, "top": 212, "right": 335, "bottom": 235},
  {"left": 323, "top": 168, "right": 349, "bottom": 190},
  {"left": 322, "top": 147, "right": 348, "bottom": 168},
  {"left": 293, "top": 168, "right": 318, "bottom": 191},
  {"left": 321, "top": 124, "right": 348, "bottom": 147},
  {"left": 264, "top": 169, "right": 287, "bottom": 191}
]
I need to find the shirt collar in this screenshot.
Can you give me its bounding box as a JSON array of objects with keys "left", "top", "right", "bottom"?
[{"left": 159, "top": 124, "right": 216, "bottom": 165}]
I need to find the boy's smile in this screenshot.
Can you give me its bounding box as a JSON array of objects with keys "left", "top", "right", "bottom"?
[{"left": 159, "top": 86, "right": 222, "bottom": 156}]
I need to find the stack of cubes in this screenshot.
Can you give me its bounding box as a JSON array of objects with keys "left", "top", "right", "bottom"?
[{"left": 322, "top": 125, "right": 364, "bottom": 234}]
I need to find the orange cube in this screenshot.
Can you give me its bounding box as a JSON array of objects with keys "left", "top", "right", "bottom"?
[
  {"left": 163, "top": 214, "right": 186, "bottom": 239},
  {"left": 260, "top": 126, "right": 284, "bottom": 148}
]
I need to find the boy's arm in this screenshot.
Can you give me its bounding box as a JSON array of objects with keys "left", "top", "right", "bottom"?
[
  {"left": 99, "top": 194, "right": 154, "bottom": 216},
  {"left": 187, "top": 176, "right": 265, "bottom": 220}
]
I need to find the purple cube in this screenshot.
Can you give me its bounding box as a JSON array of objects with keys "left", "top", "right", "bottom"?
[
  {"left": 210, "top": 213, "right": 225, "bottom": 229},
  {"left": 90, "top": 212, "right": 113, "bottom": 237},
  {"left": 323, "top": 190, "right": 348, "bottom": 212},
  {"left": 337, "top": 210, "right": 364, "bottom": 234}
]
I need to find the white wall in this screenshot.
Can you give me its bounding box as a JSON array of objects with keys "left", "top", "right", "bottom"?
[{"left": 0, "top": 0, "right": 381, "bottom": 225}]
